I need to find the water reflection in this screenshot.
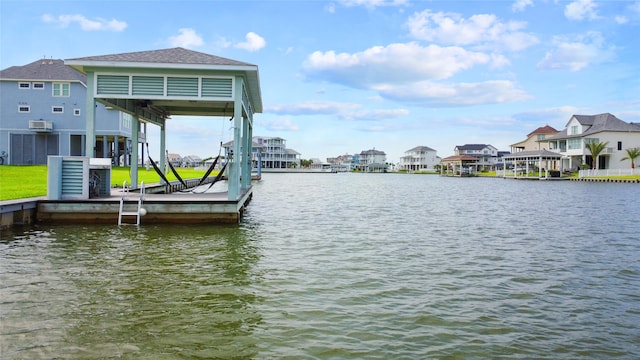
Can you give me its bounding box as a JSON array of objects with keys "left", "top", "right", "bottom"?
[{"left": 1, "top": 224, "right": 262, "bottom": 359}]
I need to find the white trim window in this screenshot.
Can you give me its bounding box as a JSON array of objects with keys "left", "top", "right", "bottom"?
[
  {"left": 74, "top": 108, "right": 81, "bottom": 116},
  {"left": 33, "top": 82, "right": 45, "bottom": 89},
  {"left": 18, "top": 105, "right": 30, "bottom": 113},
  {"left": 52, "top": 82, "right": 70, "bottom": 97},
  {"left": 18, "top": 82, "right": 30, "bottom": 89},
  {"left": 52, "top": 106, "right": 64, "bottom": 114}
]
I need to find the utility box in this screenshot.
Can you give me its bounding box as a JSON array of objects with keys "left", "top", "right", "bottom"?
[{"left": 48, "top": 156, "right": 112, "bottom": 200}]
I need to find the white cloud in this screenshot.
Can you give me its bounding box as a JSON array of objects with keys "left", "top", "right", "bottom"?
[
  {"left": 564, "top": 0, "right": 599, "bottom": 21},
  {"left": 537, "top": 32, "right": 615, "bottom": 71},
  {"left": 234, "top": 32, "right": 266, "bottom": 52},
  {"left": 42, "top": 13, "right": 127, "bottom": 31},
  {"left": 614, "top": 16, "right": 628, "bottom": 24},
  {"left": 513, "top": 106, "right": 579, "bottom": 124},
  {"left": 340, "top": 108, "right": 410, "bottom": 121},
  {"left": 405, "top": 10, "right": 538, "bottom": 52},
  {"left": 168, "top": 28, "right": 204, "bottom": 48},
  {"left": 264, "top": 118, "right": 299, "bottom": 132},
  {"left": 266, "top": 101, "right": 408, "bottom": 121},
  {"left": 303, "top": 42, "right": 508, "bottom": 88},
  {"left": 373, "top": 80, "right": 531, "bottom": 107},
  {"left": 337, "top": 0, "right": 409, "bottom": 9},
  {"left": 512, "top": 0, "right": 534, "bottom": 13},
  {"left": 267, "top": 101, "right": 361, "bottom": 115}
]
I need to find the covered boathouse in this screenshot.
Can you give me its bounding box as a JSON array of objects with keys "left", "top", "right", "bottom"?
[{"left": 37, "top": 47, "right": 262, "bottom": 224}]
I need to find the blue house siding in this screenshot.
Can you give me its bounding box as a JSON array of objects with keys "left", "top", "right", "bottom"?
[{"left": 0, "top": 59, "right": 134, "bottom": 165}]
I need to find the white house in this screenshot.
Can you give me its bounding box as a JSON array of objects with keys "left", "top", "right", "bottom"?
[
  {"left": 356, "top": 148, "right": 387, "bottom": 172},
  {"left": 398, "top": 146, "right": 439, "bottom": 171},
  {"left": 454, "top": 144, "right": 499, "bottom": 169},
  {"left": 544, "top": 113, "right": 640, "bottom": 171}
]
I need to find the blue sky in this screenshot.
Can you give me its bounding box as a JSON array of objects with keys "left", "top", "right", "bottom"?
[{"left": 2, "top": 0, "right": 639, "bottom": 162}]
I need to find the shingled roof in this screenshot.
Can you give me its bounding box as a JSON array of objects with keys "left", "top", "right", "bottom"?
[
  {"left": 0, "top": 59, "right": 86, "bottom": 83},
  {"left": 547, "top": 113, "right": 640, "bottom": 140},
  {"left": 66, "top": 47, "right": 255, "bottom": 67},
  {"left": 407, "top": 145, "right": 436, "bottom": 152},
  {"left": 527, "top": 125, "right": 558, "bottom": 137}
]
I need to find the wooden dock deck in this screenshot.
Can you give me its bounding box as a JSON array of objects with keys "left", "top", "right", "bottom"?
[{"left": 36, "top": 185, "right": 253, "bottom": 225}]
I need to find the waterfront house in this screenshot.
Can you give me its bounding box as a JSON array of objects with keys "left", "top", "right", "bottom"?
[
  {"left": 453, "top": 144, "right": 499, "bottom": 170},
  {"left": 355, "top": 148, "right": 387, "bottom": 172},
  {"left": 223, "top": 136, "right": 300, "bottom": 169},
  {"left": 398, "top": 146, "right": 439, "bottom": 172},
  {"left": 544, "top": 113, "right": 640, "bottom": 171},
  {"left": 510, "top": 125, "right": 559, "bottom": 153},
  {"left": 327, "top": 153, "right": 355, "bottom": 172},
  {"left": 0, "top": 58, "right": 137, "bottom": 165}
]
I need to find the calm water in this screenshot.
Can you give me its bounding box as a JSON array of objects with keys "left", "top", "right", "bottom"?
[{"left": 1, "top": 173, "right": 639, "bottom": 359}]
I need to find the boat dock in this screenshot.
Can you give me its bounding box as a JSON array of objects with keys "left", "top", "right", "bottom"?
[{"left": 1, "top": 180, "right": 253, "bottom": 229}]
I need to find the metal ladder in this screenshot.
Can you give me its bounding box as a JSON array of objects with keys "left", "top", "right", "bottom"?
[{"left": 118, "top": 181, "right": 145, "bottom": 225}]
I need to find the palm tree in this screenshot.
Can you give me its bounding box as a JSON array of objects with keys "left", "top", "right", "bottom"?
[
  {"left": 620, "top": 147, "right": 640, "bottom": 169},
  {"left": 584, "top": 140, "right": 609, "bottom": 169}
]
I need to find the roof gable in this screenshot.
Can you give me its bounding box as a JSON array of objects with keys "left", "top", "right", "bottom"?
[
  {"left": 527, "top": 125, "right": 558, "bottom": 137},
  {"left": 0, "top": 59, "right": 86, "bottom": 83},
  {"left": 407, "top": 145, "right": 436, "bottom": 152},
  {"left": 455, "top": 144, "right": 494, "bottom": 151},
  {"left": 66, "top": 47, "right": 254, "bottom": 67}
]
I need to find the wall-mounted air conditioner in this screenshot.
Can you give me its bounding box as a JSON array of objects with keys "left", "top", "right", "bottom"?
[{"left": 29, "top": 120, "right": 53, "bottom": 132}]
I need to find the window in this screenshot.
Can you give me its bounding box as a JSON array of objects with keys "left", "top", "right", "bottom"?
[
  {"left": 18, "top": 105, "right": 30, "bottom": 113},
  {"left": 568, "top": 138, "right": 582, "bottom": 150},
  {"left": 52, "top": 82, "right": 70, "bottom": 97},
  {"left": 570, "top": 125, "right": 579, "bottom": 135},
  {"left": 618, "top": 141, "right": 622, "bottom": 151},
  {"left": 33, "top": 82, "right": 44, "bottom": 89},
  {"left": 74, "top": 109, "right": 81, "bottom": 116},
  {"left": 19, "top": 82, "right": 30, "bottom": 89},
  {"left": 52, "top": 106, "right": 64, "bottom": 114}
]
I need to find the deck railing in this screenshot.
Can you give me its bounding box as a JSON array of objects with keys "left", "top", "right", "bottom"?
[{"left": 579, "top": 168, "right": 639, "bottom": 178}]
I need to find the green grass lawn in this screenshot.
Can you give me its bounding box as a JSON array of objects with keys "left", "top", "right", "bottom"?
[{"left": 0, "top": 165, "right": 212, "bottom": 201}]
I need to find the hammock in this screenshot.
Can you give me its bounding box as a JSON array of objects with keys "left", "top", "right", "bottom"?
[
  {"left": 191, "top": 160, "right": 228, "bottom": 194},
  {"left": 146, "top": 142, "right": 225, "bottom": 192}
]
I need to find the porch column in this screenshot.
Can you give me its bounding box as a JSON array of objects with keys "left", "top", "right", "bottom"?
[
  {"left": 114, "top": 135, "right": 119, "bottom": 165},
  {"left": 228, "top": 76, "right": 243, "bottom": 200},
  {"left": 84, "top": 71, "right": 96, "bottom": 157},
  {"left": 102, "top": 135, "right": 108, "bottom": 158},
  {"left": 539, "top": 155, "right": 542, "bottom": 178},
  {"left": 241, "top": 113, "right": 252, "bottom": 190},
  {"left": 160, "top": 124, "right": 166, "bottom": 182},
  {"left": 130, "top": 116, "right": 139, "bottom": 188}
]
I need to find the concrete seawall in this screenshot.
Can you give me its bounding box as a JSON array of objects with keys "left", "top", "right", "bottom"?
[{"left": 1, "top": 197, "right": 45, "bottom": 230}]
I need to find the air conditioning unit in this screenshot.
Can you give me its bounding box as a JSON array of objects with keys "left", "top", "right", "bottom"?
[{"left": 29, "top": 120, "right": 53, "bottom": 132}]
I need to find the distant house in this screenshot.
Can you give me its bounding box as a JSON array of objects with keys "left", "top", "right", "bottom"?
[
  {"left": 356, "top": 148, "right": 387, "bottom": 172},
  {"left": 510, "top": 125, "right": 559, "bottom": 153},
  {"left": 398, "top": 146, "right": 439, "bottom": 171},
  {"left": 182, "top": 155, "right": 203, "bottom": 167},
  {"left": 223, "top": 136, "right": 300, "bottom": 169},
  {"left": 454, "top": 144, "right": 499, "bottom": 169},
  {"left": 0, "top": 58, "right": 137, "bottom": 165},
  {"left": 327, "top": 153, "right": 355, "bottom": 172},
  {"left": 167, "top": 153, "right": 183, "bottom": 168},
  {"left": 544, "top": 113, "right": 640, "bottom": 171}
]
